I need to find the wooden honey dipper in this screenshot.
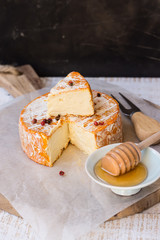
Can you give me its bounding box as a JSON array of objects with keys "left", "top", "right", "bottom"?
[{"left": 101, "top": 131, "right": 160, "bottom": 176}]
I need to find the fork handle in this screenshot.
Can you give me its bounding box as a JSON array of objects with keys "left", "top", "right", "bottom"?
[{"left": 131, "top": 112, "right": 160, "bottom": 141}]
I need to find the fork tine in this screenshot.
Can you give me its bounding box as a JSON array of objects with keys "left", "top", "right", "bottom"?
[
  {"left": 111, "top": 94, "right": 128, "bottom": 113},
  {"left": 119, "top": 93, "right": 141, "bottom": 112}
]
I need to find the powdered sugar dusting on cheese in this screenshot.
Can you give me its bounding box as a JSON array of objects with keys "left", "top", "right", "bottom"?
[
  {"left": 20, "top": 95, "right": 60, "bottom": 136},
  {"left": 69, "top": 90, "right": 119, "bottom": 132},
  {"left": 50, "top": 72, "right": 89, "bottom": 94},
  {"left": 21, "top": 90, "right": 119, "bottom": 135}
]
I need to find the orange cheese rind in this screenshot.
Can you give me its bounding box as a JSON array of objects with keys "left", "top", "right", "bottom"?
[{"left": 50, "top": 72, "right": 92, "bottom": 95}]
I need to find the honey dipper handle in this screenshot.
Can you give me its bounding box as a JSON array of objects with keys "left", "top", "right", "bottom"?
[{"left": 138, "top": 131, "right": 160, "bottom": 150}]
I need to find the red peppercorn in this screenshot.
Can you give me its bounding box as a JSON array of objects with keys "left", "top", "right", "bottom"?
[
  {"left": 59, "top": 170, "right": 65, "bottom": 176},
  {"left": 99, "top": 121, "right": 104, "bottom": 125},
  {"left": 44, "top": 119, "right": 48, "bottom": 123},
  {"left": 97, "top": 93, "right": 101, "bottom": 97},
  {"left": 94, "top": 121, "right": 98, "bottom": 126},
  {"left": 41, "top": 120, "right": 45, "bottom": 126},
  {"left": 47, "top": 118, "right": 52, "bottom": 124},
  {"left": 68, "top": 80, "right": 73, "bottom": 86},
  {"left": 55, "top": 114, "right": 60, "bottom": 121},
  {"left": 32, "top": 118, "right": 37, "bottom": 124}
]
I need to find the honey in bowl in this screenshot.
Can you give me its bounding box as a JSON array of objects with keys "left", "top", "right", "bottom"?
[{"left": 94, "top": 160, "right": 147, "bottom": 187}]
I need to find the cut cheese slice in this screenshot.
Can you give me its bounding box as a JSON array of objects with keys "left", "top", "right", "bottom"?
[
  {"left": 47, "top": 72, "right": 94, "bottom": 117},
  {"left": 19, "top": 90, "right": 122, "bottom": 167},
  {"left": 69, "top": 122, "right": 98, "bottom": 155},
  {"left": 46, "top": 122, "right": 69, "bottom": 165}
]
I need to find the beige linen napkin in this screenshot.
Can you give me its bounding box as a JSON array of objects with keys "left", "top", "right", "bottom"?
[{"left": 0, "top": 81, "right": 160, "bottom": 240}]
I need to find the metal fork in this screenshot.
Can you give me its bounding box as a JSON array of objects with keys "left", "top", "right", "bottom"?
[
  {"left": 111, "top": 93, "right": 160, "bottom": 141},
  {"left": 111, "top": 93, "right": 141, "bottom": 117}
]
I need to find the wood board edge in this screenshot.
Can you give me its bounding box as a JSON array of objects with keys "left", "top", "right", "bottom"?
[
  {"left": 108, "top": 189, "right": 160, "bottom": 221},
  {"left": 1, "top": 189, "right": 160, "bottom": 219}
]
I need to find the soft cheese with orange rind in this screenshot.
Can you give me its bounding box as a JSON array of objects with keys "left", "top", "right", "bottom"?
[{"left": 19, "top": 90, "right": 122, "bottom": 167}]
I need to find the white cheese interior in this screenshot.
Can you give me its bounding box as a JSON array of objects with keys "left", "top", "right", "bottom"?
[
  {"left": 69, "top": 122, "right": 98, "bottom": 154},
  {"left": 46, "top": 122, "right": 69, "bottom": 165},
  {"left": 46, "top": 121, "right": 97, "bottom": 165},
  {"left": 47, "top": 89, "right": 94, "bottom": 116}
]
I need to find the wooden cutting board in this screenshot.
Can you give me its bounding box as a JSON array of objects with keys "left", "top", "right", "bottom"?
[{"left": 0, "top": 65, "right": 160, "bottom": 220}]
